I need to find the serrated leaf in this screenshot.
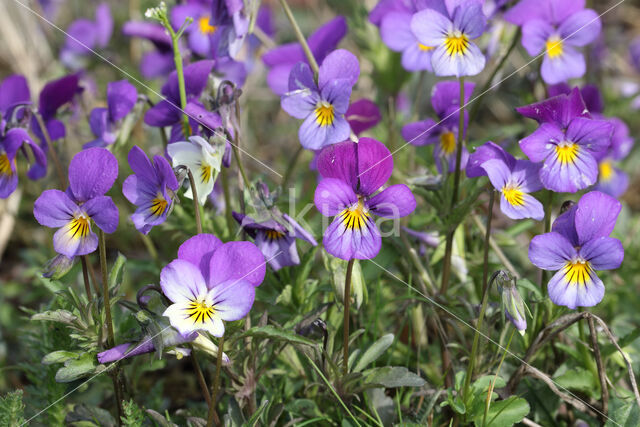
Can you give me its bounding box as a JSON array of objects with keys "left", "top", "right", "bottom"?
[
  {"left": 481, "top": 396, "right": 530, "bottom": 427},
  {"left": 42, "top": 350, "right": 79, "bottom": 365},
  {"left": 239, "top": 325, "right": 315, "bottom": 347},
  {"left": 353, "top": 333, "right": 394, "bottom": 372},
  {"left": 363, "top": 366, "right": 425, "bottom": 388}
]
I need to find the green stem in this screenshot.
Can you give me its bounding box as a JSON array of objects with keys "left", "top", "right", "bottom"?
[
  {"left": 540, "top": 190, "right": 554, "bottom": 289},
  {"left": 187, "top": 169, "right": 203, "bottom": 234},
  {"left": 220, "top": 167, "right": 234, "bottom": 238},
  {"left": 469, "top": 28, "right": 522, "bottom": 122},
  {"left": 343, "top": 259, "right": 355, "bottom": 377},
  {"left": 440, "top": 77, "right": 466, "bottom": 294},
  {"left": 207, "top": 335, "right": 225, "bottom": 427},
  {"left": 81, "top": 256, "right": 93, "bottom": 303},
  {"left": 190, "top": 346, "right": 212, "bottom": 406},
  {"left": 163, "top": 16, "right": 192, "bottom": 137},
  {"left": 463, "top": 189, "right": 495, "bottom": 405},
  {"left": 482, "top": 328, "right": 515, "bottom": 427},
  {"left": 278, "top": 0, "right": 319, "bottom": 78}
]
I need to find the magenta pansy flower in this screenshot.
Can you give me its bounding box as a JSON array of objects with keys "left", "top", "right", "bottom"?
[{"left": 314, "top": 138, "right": 416, "bottom": 260}]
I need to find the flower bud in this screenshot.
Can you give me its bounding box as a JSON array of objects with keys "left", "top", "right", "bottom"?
[
  {"left": 495, "top": 271, "right": 528, "bottom": 334},
  {"left": 42, "top": 254, "right": 75, "bottom": 279}
]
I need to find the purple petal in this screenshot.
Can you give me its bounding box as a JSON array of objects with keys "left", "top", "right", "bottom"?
[
  {"left": 357, "top": 138, "right": 393, "bottom": 196},
  {"left": 255, "top": 232, "right": 299, "bottom": 271},
  {"left": 68, "top": 147, "right": 118, "bottom": 202},
  {"left": 558, "top": 9, "right": 601, "bottom": 47},
  {"left": 430, "top": 42, "right": 486, "bottom": 77},
  {"left": 401, "top": 43, "right": 434, "bottom": 72},
  {"left": 140, "top": 51, "right": 175, "bottom": 79},
  {"left": 321, "top": 80, "right": 352, "bottom": 115},
  {"left": 504, "top": 0, "right": 585, "bottom": 26},
  {"left": 127, "top": 146, "right": 156, "bottom": 184},
  {"left": 547, "top": 266, "right": 604, "bottom": 309},
  {"left": 431, "top": 80, "right": 476, "bottom": 117},
  {"left": 519, "top": 123, "right": 563, "bottom": 162},
  {"left": 539, "top": 146, "right": 597, "bottom": 193},
  {"left": 283, "top": 213, "right": 318, "bottom": 245},
  {"left": 521, "top": 19, "right": 553, "bottom": 56},
  {"left": 401, "top": 119, "right": 439, "bottom": 146},
  {"left": 411, "top": 9, "right": 450, "bottom": 47},
  {"left": 594, "top": 164, "right": 629, "bottom": 198},
  {"left": 480, "top": 158, "right": 510, "bottom": 190},
  {"left": 209, "top": 241, "right": 266, "bottom": 288},
  {"left": 529, "top": 232, "right": 576, "bottom": 270},
  {"left": 83, "top": 196, "right": 119, "bottom": 233},
  {"left": 308, "top": 16, "right": 348, "bottom": 64},
  {"left": 451, "top": 1, "right": 486, "bottom": 39},
  {"left": 38, "top": 74, "right": 79, "bottom": 120},
  {"left": 53, "top": 222, "right": 98, "bottom": 257},
  {"left": 500, "top": 192, "right": 544, "bottom": 221},
  {"left": 281, "top": 62, "right": 318, "bottom": 119},
  {"left": 314, "top": 178, "right": 358, "bottom": 216},
  {"left": 184, "top": 102, "right": 223, "bottom": 132},
  {"left": 266, "top": 64, "right": 293, "bottom": 96},
  {"left": 380, "top": 12, "right": 414, "bottom": 51},
  {"left": 579, "top": 237, "right": 623, "bottom": 270},
  {"left": 262, "top": 42, "right": 302, "bottom": 67},
  {"left": 541, "top": 47, "right": 586, "bottom": 85},
  {"left": 466, "top": 141, "right": 515, "bottom": 178},
  {"left": 566, "top": 117, "right": 612, "bottom": 156},
  {"left": 178, "top": 234, "right": 223, "bottom": 283},
  {"left": 163, "top": 60, "right": 215, "bottom": 102},
  {"left": 345, "top": 99, "right": 381, "bottom": 135},
  {"left": 122, "top": 21, "right": 171, "bottom": 45},
  {"left": 323, "top": 212, "right": 381, "bottom": 260},
  {"left": 160, "top": 259, "right": 208, "bottom": 303},
  {"left": 516, "top": 88, "right": 590, "bottom": 128},
  {"left": 574, "top": 191, "right": 621, "bottom": 245},
  {"left": 210, "top": 279, "right": 255, "bottom": 321},
  {"left": 317, "top": 140, "right": 357, "bottom": 185},
  {"left": 144, "top": 100, "right": 181, "bottom": 127},
  {"left": 318, "top": 49, "right": 360, "bottom": 90},
  {"left": 367, "top": 184, "right": 416, "bottom": 218},
  {"left": 33, "top": 189, "right": 76, "bottom": 227},
  {"left": 107, "top": 80, "right": 137, "bottom": 122},
  {"left": 95, "top": 3, "right": 113, "bottom": 47},
  {"left": 0, "top": 75, "right": 31, "bottom": 114}
]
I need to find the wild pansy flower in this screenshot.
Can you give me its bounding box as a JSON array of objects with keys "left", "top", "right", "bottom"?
[
  {"left": 410, "top": 0, "right": 487, "bottom": 77},
  {"left": 30, "top": 74, "right": 80, "bottom": 146},
  {"left": 123, "top": 146, "right": 179, "bottom": 234},
  {"left": 468, "top": 141, "right": 544, "bottom": 221},
  {"left": 401, "top": 80, "right": 474, "bottom": 173},
  {"left": 33, "top": 148, "right": 119, "bottom": 257},
  {"left": 171, "top": 1, "right": 221, "bottom": 57},
  {"left": 281, "top": 49, "right": 360, "bottom": 150},
  {"left": 168, "top": 135, "right": 224, "bottom": 205},
  {"left": 122, "top": 21, "right": 176, "bottom": 79},
  {"left": 529, "top": 191, "right": 623, "bottom": 309},
  {"left": 380, "top": 6, "right": 435, "bottom": 72},
  {"left": 144, "top": 60, "right": 222, "bottom": 142},
  {"left": 345, "top": 99, "right": 381, "bottom": 136},
  {"left": 508, "top": 0, "right": 601, "bottom": 84},
  {"left": 517, "top": 88, "right": 612, "bottom": 193},
  {"left": 233, "top": 211, "right": 318, "bottom": 271},
  {"left": 60, "top": 3, "right": 113, "bottom": 70},
  {"left": 0, "top": 75, "right": 47, "bottom": 198},
  {"left": 161, "top": 233, "right": 265, "bottom": 337},
  {"left": 314, "top": 138, "right": 416, "bottom": 260},
  {"left": 86, "top": 80, "right": 138, "bottom": 148},
  {"left": 262, "top": 16, "right": 347, "bottom": 96}
]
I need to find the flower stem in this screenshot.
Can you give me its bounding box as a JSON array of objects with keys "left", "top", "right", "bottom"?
[
  {"left": 81, "top": 256, "right": 93, "bottom": 303},
  {"left": 33, "top": 111, "right": 66, "bottom": 189},
  {"left": 206, "top": 335, "right": 225, "bottom": 427},
  {"left": 187, "top": 169, "right": 203, "bottom": 234},
  {"left": 189, "top": 347, "right": 212, "bottom": 406},
  {"left": 343, "top": 259, "right": 355, "bottom": 377},
  {"left": 540, "top": 190, "right": 554, "bottom": 290},
  {"left": 162, "top": 16, "right": 192, "bottom": 137},
  {"left": 587, "top": 314, "right": 609, "bottom": 421},
  {"left": 482, "top": 327, "right": 515, "bottom": 427},
  {"left": 220, "top": 167, "right": 234, "bottom": 238},
  {"left": 462, "top": 189, "right": 495, "bottom": 405},
  {"left": 440, "top": 77, "right": 466, "bottom": 294},
  {"left": 98, "top": 229, "right": 124, "bottom": 422},
  {"left": 278, "top": 0, "right": 320, "bottom": 79}
]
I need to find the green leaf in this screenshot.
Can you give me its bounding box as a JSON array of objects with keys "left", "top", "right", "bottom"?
[
  {"left": 363, "top": 366, "right": 425, "bottom": 388},
  {"left": 353, "top": 333, "right": 394, "bottom": 372},
  {"left": 109, "top": 252, "right": 127, "bottom": 293},
  {"left": 481, "top": 396, "right": 530, "bottom": 427},
  {"left": 245, "top": 399, "right": 269, "bottom": 426},
  {"left": 31, "top": 309, "right": 77, "bottom": 325},
  {"left": 471, "top": 375, "right": 506, "bottom": 393},
  {"left": 42, "top": 350, "right": 79, "bottom": 365},
  {"left": 516, "top": 278, "right": 543, "bottom": 300},
  {"left": 239, "top": 325, "right": 315, "bottom": 347},
  {"left": 55, "top": 353, "right": 100, "bottom": 383},
  {"left": 121, "top": 399, "right": 146, "bottom": 426},
  {"left": 606, "top": 396, "right": 640, "bottom": 427},
  {"left": 0, "top": 390, "right": 26, "bottom": 426},
  {"left": 553, "top": 368, "right": 597, "bottom": 395}
]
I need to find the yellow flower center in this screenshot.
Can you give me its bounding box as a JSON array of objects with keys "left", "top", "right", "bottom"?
[
  {"left": 440, "top": 132, "right": 456, "bottom": 155},
  {"left": 418, "top": 43, "right": 434, "bottom": 51},
  {"left": 444, "top": 32, "right": 469, "bottom": 56},
  {"left": 185, "top": 298, "right": 215, "bottom": 324},
  {"left": 200, "top": 164, "right": 213, "bottom": 183},
  {"left": 340, "top": 199, "right": 370, "bottom": 231},
  {"left": 562, "top": 259, "right": 593, "bottom": 287},
  {"left": 555, "top": 142, "right": 579, "bottom": 165},
  {"left": 150, "top": 196, "right": 168, "bottom": 216},
  {"left": 0, "top": 153, "right": 13, "bottom": 175},
  {"left": 69, "top": 215, "right": 90, "bottom": 239},
  {"left": 315, "top": 101, "right": 335, "bottom": 127},
  {"left": 502, "top": 185, "right": 525, "bottom": 206},
  {"left": 198, "top": 16, "right": 217, "bottom": 35},
  {"left": 265, "top": 229, "right": 285, "bottom": 241},
  {"left": 599, "top": 160, "right": 613, "bottom": 181},
  {"left": 546, "top": 37, "right": 563, "bottom": 59}
]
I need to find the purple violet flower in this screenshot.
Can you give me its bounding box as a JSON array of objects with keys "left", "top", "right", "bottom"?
[
  {"left": 60, "top": 3, "right": 113, "bottom": 69},
  {"left": 86, "top": 80, "right": 138, "bottom": 148},
  {"left": 468, "top": 141, "right": 544, "bottom": 220},
  {"left": 381, "top": 8, "right": 435, "bottom": 72},
  {"left": 314, "top": 138, "right": 416, "bottom": 260},
  {"left": 262, "top": 16, "right": 347, "bottom": 96},
  {"left": 123, "top": 146, "right": 179, "bottom": 234},
  {"left": 401, "top": 80, "right": 474, "bottom": 173},
  {"left": 233, "top": 211, "right": 317, "bottom": 271},
  {"left": 529, "top": 191, "right": 623, "bottom": 309},
  {"left": 281, "top": 49, "right": 360, "bottom": 150},
  {"left": 171, "top": 1, "right": 222, "bottom": 57},
  {"left": 161, "top": 233, "right": 265, "bottom": 337},
  {"left": 410, "top": 0, "right": 487, "bottom": 77},
  {"left": 30, "top": 74, "right": 80, "bottom": 146},
  {"left": 122, "top": 21, "right": 176, "bottom": 79},
  {"left": 517, "top": 89, "right": 612, "bottom": 193},
  {"left": 33, "top": 148, "right": 119, "bottom": 257},
  {"left": 516, "top": 2, "right": 601, "bottom": 84},
  {"left": 345, "top": 99, "right": 382, "bottom": 136},
  {"left": 144, "top": 60, "right": 222, "bottom": 142}
]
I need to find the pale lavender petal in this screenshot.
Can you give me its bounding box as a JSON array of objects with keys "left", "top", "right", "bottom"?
[
  {"left": 318, "top": 49, "right": 359, "bottom": 90},
  {"left": 566, "top": 117, "right": 612, "bottom": 156},
  {"left": 314, "top": 178, "right": 358, "bottom": 216},
  {"left": 547, "top": 267, "right": 604, "bottom": 309},
  {"left": 209, "top": 241, "right": 266, "bottom": 288},
  {"left": 511, "top": 159, "right": 543, "bottom": 193},
  {"left": 210, "top": 279, "right": 255, "bottom": 321},
  {"left": 541, "top": 47, "right": 586, "bottom": 85},
  {"left": 529, "top": 232, "right": 576, "bottom": 270},
  {"left": 281, "top": 62, "right": 318, "bottom": 119},
  {"left": 430, "top": 41, "right": 485, "bottom": 77},
  {"left": 539, "top": 147, "right": 597, "bottom": 193},
  {"left": 451, "top": 1, "right": 486, "bottom": 39},
  {"left": 579, "top": 237, "right": 623, "bottom": 270},
  {"left": 480, "top": 158, "right": 510, "bottom": 190},
  {"left": 323, "top": 214, "right": 381, "bottom": 260},
  {"left": 367, "top": 184, "right": 416, "bottom": 218},
  {"left": 160, "top": 259, "right": 208, "bottom": 303},
  {"left": 558, "top": 9, "right": 601, "bottom": 47},
  {"left": 53, "top": 223, "right": 98, "bottom": 257},
  {"left": 321, "top": 79, "right": 352, "bottom": 114},
  {"left": 411, "top": 9, "right": 450, "bottom": 47},
  {"left": 466, "top": 141, "right": 515, "bottom": 178},
  {"left": 521, "top": 19, "right": 553, "bottom": 56},
  {"left": 380, "top": 12, "right": 414, "bottom": 51},
  {"left": 500, "top": 192, "right": 544, "bottom": 221},
  {"left": 178, "top": 234, "right": 223, "bottom": 283},
  {"left": 401, "top": 43, "right": 434, "bottom": 72},
  {"left": 519, "top": 123, "right": 563, "bottom": 162},
  {"left": 401, "top": 119, "right": 439, "bottom": 146}
]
